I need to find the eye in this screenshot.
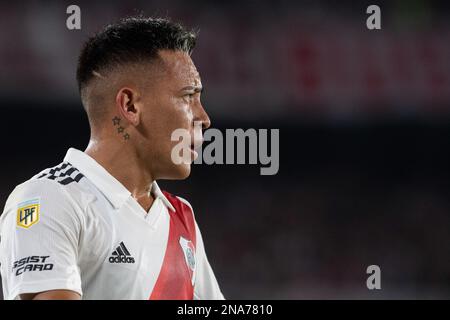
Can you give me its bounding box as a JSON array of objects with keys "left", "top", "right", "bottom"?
[{"left": 184, "top": 93, "right": 195, "bottom": 100}]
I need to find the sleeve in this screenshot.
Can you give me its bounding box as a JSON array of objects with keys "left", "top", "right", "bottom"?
[
  {"left": 193, "top": 221, "right": 225, "bottom": 300},
  {"left": 0, "top": 180, "right": 83, "bottom": 300}
]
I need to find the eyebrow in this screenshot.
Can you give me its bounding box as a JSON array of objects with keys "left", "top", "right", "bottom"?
[{"left": 181, "top": 86, "right": 203, "bottom": 93}]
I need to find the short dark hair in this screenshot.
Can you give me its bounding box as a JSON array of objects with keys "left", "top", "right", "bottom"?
[{"left": 76, "top": 16, "right": 197, "bottom": 92}]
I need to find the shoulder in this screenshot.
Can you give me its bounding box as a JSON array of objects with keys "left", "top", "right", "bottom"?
[
  {"left": 31, "top": 161, "right": 85, "bottom": 187},
  {"left": 4, "top": 178, "right": 68, "bottom": 212},
  {"left": 10, "top": 162, "right": 84, "bottom": 199},
  {"left": 1, "top": 162, "right": 89, "bottom": 225}
]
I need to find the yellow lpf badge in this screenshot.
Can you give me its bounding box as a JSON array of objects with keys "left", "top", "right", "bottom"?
[{"left": 17, "top": 199, "right": 40, "bottom": 229}]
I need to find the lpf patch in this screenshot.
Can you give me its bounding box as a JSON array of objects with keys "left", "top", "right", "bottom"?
[
  {"left": 179, "top": 236, "right": 196, "bottom": 285},
  {"left": 16, "top": 199, "right": 40, "bottom": 229}
]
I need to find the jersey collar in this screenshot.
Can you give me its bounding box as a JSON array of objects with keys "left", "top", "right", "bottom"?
[{"left": 64, "top": 148, "right": 175, "bottom": 212}]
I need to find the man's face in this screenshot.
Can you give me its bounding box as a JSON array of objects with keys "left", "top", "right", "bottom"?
[{"left": 137, "top": 50, "right": 210, "bottom": 180}]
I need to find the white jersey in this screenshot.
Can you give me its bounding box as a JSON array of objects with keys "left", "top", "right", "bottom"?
[{"left": 0, "top": 148, "right": 224, "bottom": 300}]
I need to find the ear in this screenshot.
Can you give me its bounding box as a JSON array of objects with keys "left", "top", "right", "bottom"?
[{"left": 115, "top": 87, "right": 141, "bottom": 126}]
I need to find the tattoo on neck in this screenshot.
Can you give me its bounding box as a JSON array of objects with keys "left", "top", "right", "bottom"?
[
  {"left": 112, "top": 116, "right": 121, "bottom": 126},
  {"left": 112, "top": 117, "right": 131, "bottom": 140}
]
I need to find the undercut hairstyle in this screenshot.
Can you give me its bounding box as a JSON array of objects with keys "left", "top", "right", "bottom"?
[{"left": 76, "top": 16, "right": 197, "bottom": 92}]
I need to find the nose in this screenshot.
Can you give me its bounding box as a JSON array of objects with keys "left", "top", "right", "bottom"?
[{"left": 195, "top": 102, "right": 211, "bottom": 130}]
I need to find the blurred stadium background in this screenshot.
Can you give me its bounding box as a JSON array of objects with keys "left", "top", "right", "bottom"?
[{"left": 1, "top": 0, "right": 450, "bottom": 299}]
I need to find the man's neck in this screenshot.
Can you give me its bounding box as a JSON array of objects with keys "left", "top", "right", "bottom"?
[{"left": 84, "top": 138, "right": 155, "bottom": 212}]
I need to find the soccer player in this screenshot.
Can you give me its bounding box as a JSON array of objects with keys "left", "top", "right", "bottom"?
[{"left": 0, "top": 17, "right": 224, "bottom": 300}]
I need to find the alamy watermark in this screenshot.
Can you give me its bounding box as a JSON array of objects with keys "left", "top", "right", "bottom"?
[
  {"left": 366, "top": 265, "right": 381, "bottom": 290},
  {"left": 366, "top": 5, "right": 381, "bottom": 30},
  {"left": 66, "top": 5, "right": 81, "bottom": 30},
  {"left": 171, "top": 122, "right": 279, "bottom": 176},
  {"left": 66, "top": 4, "right": 381, "bottom": 31}
]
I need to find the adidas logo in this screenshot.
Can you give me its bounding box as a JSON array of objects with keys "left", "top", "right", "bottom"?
[{"left": 109, "top": 242, "right": 135, "bottom": 264}]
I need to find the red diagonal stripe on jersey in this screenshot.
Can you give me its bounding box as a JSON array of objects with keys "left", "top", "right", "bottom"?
[{"left": 149, "top": 192, "right": 197, "bottom": 300}]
